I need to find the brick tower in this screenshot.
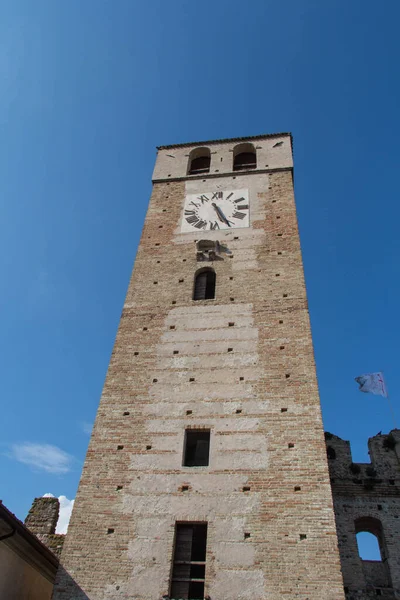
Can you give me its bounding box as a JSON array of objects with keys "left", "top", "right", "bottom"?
[{"left": 52, "top": 133, "right": 345, "bottom": 599}]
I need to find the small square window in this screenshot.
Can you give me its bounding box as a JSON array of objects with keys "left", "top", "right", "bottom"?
[{"left": 183, "top": 430, "right": 210, "bottom": 467}]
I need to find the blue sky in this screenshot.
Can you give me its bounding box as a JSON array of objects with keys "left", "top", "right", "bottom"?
[{"left": 1, "top": 0, "right": 399, "bottom": 559}]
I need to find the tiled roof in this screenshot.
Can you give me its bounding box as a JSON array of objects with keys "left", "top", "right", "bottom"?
[{"left": 157, "top": 132, "right": 292, "bottom": 150}]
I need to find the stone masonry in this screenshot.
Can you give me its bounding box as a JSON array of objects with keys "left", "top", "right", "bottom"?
[
  {"left": 326, "top": 429, "right": 400, "bottom": 599},
  {"left": 25, "top": 497, "right": 65, "bottom": 558},
  {"left": 52, "top": 133, "right": 345, "bottom": 599}
]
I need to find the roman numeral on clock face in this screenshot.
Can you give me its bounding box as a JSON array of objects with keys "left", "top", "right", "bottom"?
[
  {"left": 194, "top": 220, "right": 207, "bottom": 229},
  {"left": 182, "top": 189, "right": 249, "bottom": 232}
]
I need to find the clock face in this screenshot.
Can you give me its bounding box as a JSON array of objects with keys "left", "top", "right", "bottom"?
[{"left": 181, "top": 189, "right": 250, "bottom": 232}]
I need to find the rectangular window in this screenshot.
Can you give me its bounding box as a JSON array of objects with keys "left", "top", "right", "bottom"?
[
  {"left": 170, "top": 523, "right": 208, "bottom": 600},
  {"left": 183, "top": 430, "right": 210, "bottom": 467}
]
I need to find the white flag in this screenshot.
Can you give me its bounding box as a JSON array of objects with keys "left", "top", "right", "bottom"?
[{"left": 355, "top": 372, "right": 388, "bottom": 397}]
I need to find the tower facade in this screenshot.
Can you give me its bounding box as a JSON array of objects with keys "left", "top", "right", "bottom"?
[{"left": 53, "top": 133, "right": 345, "bottom": 600}]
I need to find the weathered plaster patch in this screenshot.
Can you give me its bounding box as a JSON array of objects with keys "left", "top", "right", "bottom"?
[{"left": 119, "top": 301, "right": 267, "bottom": 599}]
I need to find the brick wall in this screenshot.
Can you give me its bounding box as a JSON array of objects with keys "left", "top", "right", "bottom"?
[
  {"left": 52, "top": 134, "right": 345, "bottom": 600},
  {"left": 326, "top": 430, "right": 400, "bottom": 599}
]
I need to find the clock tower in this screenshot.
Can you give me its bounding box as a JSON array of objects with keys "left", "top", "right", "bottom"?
[{"left": 53, "top": 133, "right": 345, "bottom": 600}]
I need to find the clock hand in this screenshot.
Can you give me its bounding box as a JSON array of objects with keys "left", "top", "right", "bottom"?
[
  {"left": 211, "top": 203, "right": 224, "bottom": 222},
  {"left": 212, "top": 202, "right": 232, "bottom": 227}
]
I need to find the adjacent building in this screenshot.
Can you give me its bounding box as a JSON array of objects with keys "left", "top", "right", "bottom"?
[{"left": 0, "top": 497, "right": 61, "bottom": 600}]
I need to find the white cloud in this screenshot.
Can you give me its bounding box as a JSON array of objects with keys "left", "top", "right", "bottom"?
[
  {"left": 10, "top": 443, "right": 74, "bottom": 474},
  {"left": 56, "top": 495, "right": 75, "bottom": 534},
  {"left": 42, "top": 493, "right": 75, "bottom": 534}
]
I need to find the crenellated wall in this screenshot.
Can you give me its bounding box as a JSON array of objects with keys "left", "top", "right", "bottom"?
[{"left": 325, "top": 430, "right": 400, "bottom": 599}]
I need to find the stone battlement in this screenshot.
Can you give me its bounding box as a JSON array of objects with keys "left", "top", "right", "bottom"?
[
  {"left": 325, "top": 429, "right": 400, "bottom": 494},
  {"left": 325, "top": 430, "right": 400, "bottom": 598}
]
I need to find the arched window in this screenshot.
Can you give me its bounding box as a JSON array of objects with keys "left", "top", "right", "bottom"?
[
  {"left": 193, "top": 269, "right": 216, "bottom": 300},
  {"left": 327, "top": 446, "right": 336, "bottom": 460},
  {"left": 355, "top": 517, "right": 392, "bottom": 590},
  {"left": 233, "top": 143, "right": 257, "bottom": 171},
  {"left": 355, "top": 517, "right": 386, "bottom": 562},
  {"left": 188, "top": 147, "right": 211, "bottom": 175}
]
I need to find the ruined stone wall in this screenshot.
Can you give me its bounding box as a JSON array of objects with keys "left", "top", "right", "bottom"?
[
  {"left": 52, "top": 134, "right": 344, "bottom": 600},
  {"left": 326, "top": 430, "right": 400, "bottom": 599},
  {"left": 25, "top": 497, "right": 65, "bottom": 559}
]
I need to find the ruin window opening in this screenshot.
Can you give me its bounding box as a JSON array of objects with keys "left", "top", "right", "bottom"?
[
  {"left": 183, "top": 430, "right": 210, "bottom": 467},
  {"left": 356, "top": 531, "right": 382, "bottom": 561},
  {"left": 170, "top": 522, "right": 208, "bottom": 600},
  {"left": 233, "top": 143, "right": 257, "bottom": 171},
  {"left": 327, "top": 446, "right": 336, "bottom": 460},
  {"left": 188, "top": 147, "right": 211, "bottom": 175},
  {"left": 193, "top": 269, "right": 216, "bottom": 300},
  {"left": 355, "top": 517, "right": 388, "bottom": 563}
]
